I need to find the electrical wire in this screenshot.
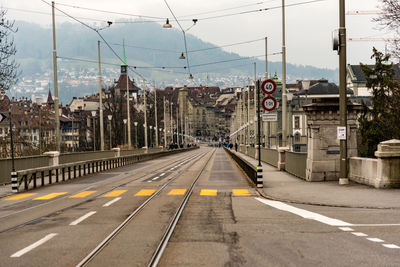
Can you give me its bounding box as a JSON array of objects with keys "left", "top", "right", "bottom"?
[
  {"left": 163, "top": 0, "right": 192, "bottom": 77},
  {"left": 177, "top": 0, "right": 278, "bottom": 18},
  {"left": 188, "top": 38, "right": 264, "bottom": 53},
  {"left": 56, "top": 2, "right": 166, "bottom": 20},
  {"left": 41, "top": 0, "right": 147, "bottom": 81},
  {"left": 195, "top": 0, "right": 326, "bottom": 21}
]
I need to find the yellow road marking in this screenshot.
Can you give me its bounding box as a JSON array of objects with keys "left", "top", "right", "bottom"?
[
  {"left": 200, "top": 189, "right": 217, "bottom": 196},
  {"left": 103, "top": 190, "right": 127, "bottom": 197},
  {"left": 34, "top": 192, "right": 67, "bottom": 200},
  {"left": 168, "top": 189, "right": 187, "bottom": 195},
  {"left": 4, "top": 193, "right": 37, "bottom": 200},
  {"left": 232, "top": 189, "right": 250, "bottom": 196},
  {"left": 69, "top": 191, "right": 97, "bottom": 198},
  {"left": 135, "top": 189, "right": 156, "bottom": 196}
]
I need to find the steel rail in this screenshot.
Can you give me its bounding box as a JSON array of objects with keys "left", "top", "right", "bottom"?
[
  {"left": 76, "top": 149, "right": 213, "bottom": 267},
  {"left": 0, "top": 151, "right": 201, "bottom": 234},
  {"left": 148, "top": 148, "right": 217, "bottom": 266}
]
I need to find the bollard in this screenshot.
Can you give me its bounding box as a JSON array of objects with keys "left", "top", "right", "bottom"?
[
  {"left": 11, "top": 170, "right": 18, "bottom": 192},
  {"left": 256, "top": 167, "right": 263, "bottom": 188}
]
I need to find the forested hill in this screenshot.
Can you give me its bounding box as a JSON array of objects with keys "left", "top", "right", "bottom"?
[{"left": 14, "top": 20, "right": 338, "bottom": 83}]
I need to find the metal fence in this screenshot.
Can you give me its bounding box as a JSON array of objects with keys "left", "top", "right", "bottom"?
[{"left": 285, "top": 151, "right": 307, "bottom": 179}]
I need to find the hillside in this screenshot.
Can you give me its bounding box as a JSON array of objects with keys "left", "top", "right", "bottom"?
[{"left": 12, "top": 20, "right": 338, "bottom": 103}]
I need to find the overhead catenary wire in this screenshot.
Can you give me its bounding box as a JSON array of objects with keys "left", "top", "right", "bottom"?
[
  {"left": 41, "top": 0, "right": 147, "bottom": 81},
  {"left": 163, "top": 0, "right": 192, "bottom": 78}
]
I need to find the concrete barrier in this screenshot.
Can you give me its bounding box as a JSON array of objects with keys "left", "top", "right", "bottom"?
[{"left": 224, "top": 147, "right": 259, "bottom": 186}]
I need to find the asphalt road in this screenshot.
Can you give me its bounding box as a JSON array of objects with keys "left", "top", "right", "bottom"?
[{"left": 1, "top": 146, "right": 400, "bottom": 266}]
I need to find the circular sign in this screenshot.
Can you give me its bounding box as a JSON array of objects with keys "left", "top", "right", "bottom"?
[
  {"left": 261, "top": 79, "right": 277, "bottom": 95},
  {"left": 262, "top": 96, "right": 277, "bottom": 112}
]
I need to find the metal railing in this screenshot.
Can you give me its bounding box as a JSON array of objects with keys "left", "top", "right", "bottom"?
[{"left": 15, "top": 148, "right": 195, "bottom": 192}]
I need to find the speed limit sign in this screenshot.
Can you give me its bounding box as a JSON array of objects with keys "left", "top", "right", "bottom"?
[
  {"left": 262, "top": 96, "right": 277, "bottom": 112},
  {"left": 261, "top": 79, "right": 277, "bottom": 95}
]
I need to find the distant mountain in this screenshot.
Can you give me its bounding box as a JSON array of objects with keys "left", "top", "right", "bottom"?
[{"left": 13, "top": 20, "right": 338, "bottom": 98}]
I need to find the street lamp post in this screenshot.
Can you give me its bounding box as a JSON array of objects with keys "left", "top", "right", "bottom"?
[
  {"left": 92, "top": 111, "right": 97, "bottom": 151},
  {"left": 123, "top": 118, "right": 127, "bottom": 148},
  {"left": 149, "top": 125, "right": 153, "bottom": 148},
  {"left": 107, "top": 115, "right": 112, "bottom": 149},
  {"left": 134, "top": 121, "right": 138, "bottom": 148},
  {"left": 170, "top": 102, "right": 173, "bottom": 144}
]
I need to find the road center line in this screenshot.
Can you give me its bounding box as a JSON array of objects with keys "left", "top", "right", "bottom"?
[
  {"left": 159, "top": 173, "right": 165, "bottom": 176},
  {"left": 69, "top": 211, "right": 97, "bottom": 226},
  {"left": 255, "top": 197, "right": 352, "bottom": 226},
  {"left": 103, "top": 197, "right": 121, "bottom": 207},
  {"left": 152, "top": 177, "right": 160, "bottom": 181},
  {"left": 11, "top": 233, "right": 58, "bottom": 257}
]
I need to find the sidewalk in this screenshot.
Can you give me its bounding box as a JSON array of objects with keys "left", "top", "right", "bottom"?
[{"left": 230, "top": 150, "right": 400, "bottom": 209}]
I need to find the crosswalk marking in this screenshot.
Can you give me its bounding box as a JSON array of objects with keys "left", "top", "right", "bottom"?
[
  {"left": 103, "top": 190, "right": 127, "bottom": 197},
  {"left": 69, "top": 191, "right": 97, "bottom": 198},
  {"left": 34, "top": 192, "right": 67, "bottom": 200},
  {"left": 168, "top": 189, "right": 187, "bottom": 195},
  {"left": 3, "top": 189, "right": 252, "bottom": 201},
  {"left": 4, "top": 193, "right": 37, "bottom": 200},
  {"left": 232, "top": 189, "right": 250, "bottom": 196},
  {"left": 135, "top": 189, "right": 156, "bottom": 196},
  {"left": 200, "top": 189, "right": 217, "bottom": 196}
]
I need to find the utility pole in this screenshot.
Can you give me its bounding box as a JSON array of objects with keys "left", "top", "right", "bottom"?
[
  {"left": 281, "top": 0, "right": 287, "bottom": 147},
  {"left": 265, "top": 37, "right": 270, "bottom": 148},
  {"left": 143, "top": 80, "right": 148, "bottom": 150},
  {"left": 154, "top": 84, "right": 158, "bottom": 147},
  {"left": 97, "top": 40, "right": 105, "bottom": 151},
  {"left": 176, "top": 105, "right": 180, "bottom": 147},
  {"left": 339, "top": 0, "right": 348, "bottom": 184},
  {"left": 163, "top": 96, "right": 167, "bottom": 148},
  {"left": 247, "top": 77, "right": 250, "bottom": 148},
  {"left": 170, "top": 102, "right": 173, "bottom": 144},
  {"left": 51, "top": 1, "right": 60, "bottom": 152},
  {"left": 254, "top": 62, "right": 257, "bottom": 148}
]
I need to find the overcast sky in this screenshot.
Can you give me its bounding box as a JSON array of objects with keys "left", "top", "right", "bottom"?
[{"left": 3, "top": 0, "right": 391, "bottom": 70}]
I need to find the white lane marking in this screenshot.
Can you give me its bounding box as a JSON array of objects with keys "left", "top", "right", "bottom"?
[
  {"left": 383, "top": 244, "right": 400, "bottom": 249},
  {"left": 152, "top": 176, "right": 160, "bottom": 181},
  {"left": 255, "top": 197, "right": 352, "bottom": 226},
  {"left": 147, "top": 180, "right": 152, "bottom": 183},
  {"left": 159, "top": 173, "right": 165, "bottom": 177},
  {"left": 169, "top": 168, "right": 174, "bottom": 171},
  {"left": 339, "top": 227, "right": 354, "bottom": 232},
  {"left": 352, "top": 232, "right": 368, "bottom": 237},
  {"left": 11, "top": 233, "right": 58, "bottom": 257},
  {"left": 367, "top": 238, "right": 384, "bottom": 243},
  {"left": 349, "top": 224, "right": 400, "bottom": 227},
  {"left": 69, "top": 211, "right": 97, "bottom": 226},
  {"left": 103, "top": 197, "right": 121, "bottom": 207}
]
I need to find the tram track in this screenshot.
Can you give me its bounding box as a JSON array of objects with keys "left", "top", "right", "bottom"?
[
  {"left": 76, "top": 148, "right": 216, "bottom": 267},
  {"left": 0, "top": 149, "right": 202, "bottom": 234}
]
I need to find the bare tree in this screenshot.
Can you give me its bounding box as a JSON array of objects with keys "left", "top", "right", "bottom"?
[
  {"left": 0, "top": 8, "right": 19, "bottom": 91},
  {"left": 375, "top": 0, "right": 400, "bottom": 58}
]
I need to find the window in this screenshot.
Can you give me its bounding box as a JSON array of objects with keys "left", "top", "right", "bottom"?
[
  {"left": 294, "top": 116, "right": 300, "bottom": 129},
  {"left": 295, "top": 133, "right": 300, "bottom": 142}
]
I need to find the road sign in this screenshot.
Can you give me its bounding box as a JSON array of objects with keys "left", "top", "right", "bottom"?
[
  {"left": 337, "top": 126, "right": 346, "bottom": 140},
  {"left": 262, "top": 112, "right": 278, "bottom": 121},
  {"left": 261, "top": 79, "right": 277, "bottom": 95},
  {"left": 0, "top": 113, "right": 7, "bottom": 123},
  {"left": 262, "top": 96, "right": 277, "bottom": 112}
]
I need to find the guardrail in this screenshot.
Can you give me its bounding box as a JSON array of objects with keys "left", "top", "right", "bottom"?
[{"left": 14, "top": 148, "right": 196, "bottom": 192}]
